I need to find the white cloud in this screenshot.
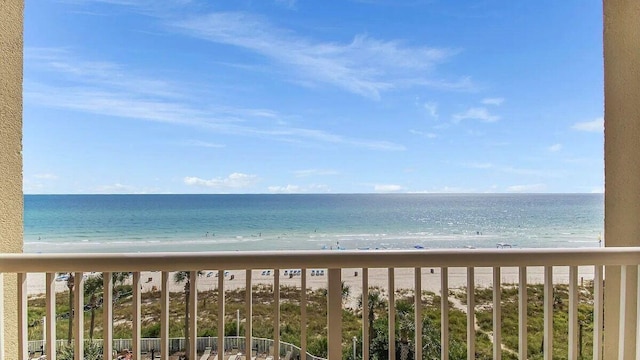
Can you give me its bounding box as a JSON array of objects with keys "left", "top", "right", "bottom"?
[
  {"left": 374, "top": 184, "right": 403, "bottom": 192},
  {"left": 506, "top": 184, "right": 546, "bottom": 193},
  {"left": 184, "top": 140, "right": 226, "bottom": 148},
  {"left": 34, "top": 173, "right": 59, "bottom": 180},
  {"left": 452, "top": 107, "right": 500, "bottom": 123},
  {"left": 293, "top": 169, "right": 338, "bottom": 177},
  {"left": 481, "top": 97, "right": 504, "bottom": 106},
  {"left": 267, "top": 184, "right": 331, "bottom": 193},
  {"left": 268, "top": 185, "right": 301, "bottom": 193},
  {"left": 410, "top": 186, "right": 476, "bottom": 193},
  {"left": 501, "top": 167, "right": 559, "bottom": 177},
  {"left": 94, "top": 183, "right": 135, "bottom": 193},
  {"left": 410, "top": 129, "right": 437, "bottom": 138},
  {"left": 571, "top": 117, "right": 603, "bottom": 132},
  {"left": 171, "top": 12, "right": 462, "bottom": 99},
  {"left": 184, "top": 173, "right": 259, "bottom": 189},
  {"left": 25, "top": 49, "right": 405, "bottom": 151},
  {"left": 548, "top": 143, "right": 562, "bottom": 152},
  {"left": 423, "top": 102, "right": 438, "bottom": 119}
]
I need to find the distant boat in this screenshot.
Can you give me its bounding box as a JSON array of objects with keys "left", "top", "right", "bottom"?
[
  {"left": 414, "top": 245, "right": 425, "bottom": 249},
  {"left": 496, "top": 242, "right": 512, "bottom": 248}
]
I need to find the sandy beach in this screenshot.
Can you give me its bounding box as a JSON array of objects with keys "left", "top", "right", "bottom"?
[{"left": 27, "top": 266, "right": 597, "bottom": 307}]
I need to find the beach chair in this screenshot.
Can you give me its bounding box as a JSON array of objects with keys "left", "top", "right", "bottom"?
[{"left": 228, "top": 355, "right": 238, "bottom": 360}]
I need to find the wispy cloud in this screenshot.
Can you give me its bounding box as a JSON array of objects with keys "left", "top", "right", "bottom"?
[
  {"left": 501, "top": 166, "right": 560, "bottom": 177},
  {"left": 184, "top": 140, "right": 226, "bottom": 148},
  {"left": 423, "top": 101, "right": 439, "bottom": 119},
  {"left": 171, "top": 12, "right": 463, "bottom": 99},
  {"left": 184, "top": 173, "right": 259, "bottom": 189},
  {"left": 452, "top": 107, "right": 500, "bottom": 123},
  {"left": 481, "top": 97, "right": 504, "bottom": 106},
  {"left": 94, "top": 183, "right": 136, "bottom": 193},
  {"left": 506, "top": 184, "right": 546, "bottom": 193},
  {"left": 571, "top": 117, "right": 603, "bottom": 132},
  {"left": 25, "top": 48, "right": 405, "bottom": 151},
  {"left": 267, "top": 184, "right": 331, "bottom": 193},
  {"left": 374, "top": 184, "right": 403, "bottom": 192},
  {"left": 464, "top": 162, "right": 562, "bottom": 178},
  {"left": 548, "top": 143, "right": 562, "bottom": 152},
  {"left": 410, "top": 129, "right": 437, "bottom": 138},
  {"left": 34, "top": 173, "right": 59, "bottom": 180},
  {"left": 411, "top": 186, "right": 477, "bottom": 193}
]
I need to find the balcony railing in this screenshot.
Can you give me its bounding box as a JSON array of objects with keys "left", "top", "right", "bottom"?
[{"left": 1, "top": 248, "right": 639, "bottom": 360}]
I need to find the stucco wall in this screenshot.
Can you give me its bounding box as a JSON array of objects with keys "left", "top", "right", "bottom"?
[
  {"left": 603, "top": 0, "right": 640, "bottom": 358},
  {"left": 0, "top": 0, "right": 23, "bottom": 358}
]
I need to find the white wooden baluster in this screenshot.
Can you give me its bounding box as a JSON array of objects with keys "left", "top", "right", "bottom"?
[
  {"left": 246, "top": 269, "right": 253, "bottom": 359},
  {"left": 189, "top": 271, "right": 198, "bottom": 360},
  {"left": 328, "top": 268, "right": 341, "bottom": 360},
  {"left": 593, "top": 265, "right": 603, "bottom": 360},
  {"left": 46, "top": 273, "right": 57, "bottom": 360},
  {"left": 161, "top": 271, "right": 170, "bottom": 360},
  {"left": 218, "top": 270, "right": 225, "bottom": 357},
  {"left": 275, "top": 269, "right": 281, "bottom": 358},
  {"left": 568, "top": 266, "right": 578, "bottom": 360},
  {"left": 389, "top": 268, "right": 395, "bottom": 360},
  {"left": 362, "top": 268, "right": 369, "bottom": 360},
  {"left": 441, "top": 267, "right": 449, "bottom": 360},
  {"left": 467, "top": 267, "right": 475, "bottom": 360},
  {"left": 493, "top": 267, "right": 501, "bottom": 360},
  {"left": 618, "top": 265, "right": 628, "bottom": 360},
  {"left": 133, "top": 272, "right": 141, "bottom": 359},
  {"left": 102, "top": 272, "right": 113, "bottom": 360},
  {"left": 415, "top": 268, "right": 422, "bottom": 360},
  {"left": 74, "top": 272, "right": 85, "bottom": 360},
  {"left": 543, "top": 266, "right": 553, "bottom": 360},
  {"left": 518, "top": 267, "right": 527, "bottom": 360}
]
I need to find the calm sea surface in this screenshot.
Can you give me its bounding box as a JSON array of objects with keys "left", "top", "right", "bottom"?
[{"left": 24, "top": 194, "right": 604, "bottom": 253}]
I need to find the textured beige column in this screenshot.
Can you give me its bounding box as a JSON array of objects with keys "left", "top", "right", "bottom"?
[
  {"left": 603, "top": 0, "right": 640, "bottom": 358},
  {"left": 0, "top": 0, "right": 24, "bottom": 359}
]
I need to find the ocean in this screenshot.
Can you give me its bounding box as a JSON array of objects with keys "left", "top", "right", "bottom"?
[{"left": 23, "top": 194, "right": 604, "bottom": 254}]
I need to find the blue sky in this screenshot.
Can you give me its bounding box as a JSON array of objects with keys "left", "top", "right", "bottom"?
[{"left": 23, "top": 0, "right": 604, "bottom": 194}]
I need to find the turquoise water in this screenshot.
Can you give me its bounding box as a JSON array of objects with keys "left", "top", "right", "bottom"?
[{"left": 24, "top": 194, "right": 604, "bottom": 253}]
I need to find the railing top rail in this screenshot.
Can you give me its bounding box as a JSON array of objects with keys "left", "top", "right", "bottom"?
[{"left": 0, "top": 247, "right": 638, "bottom": 272}]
